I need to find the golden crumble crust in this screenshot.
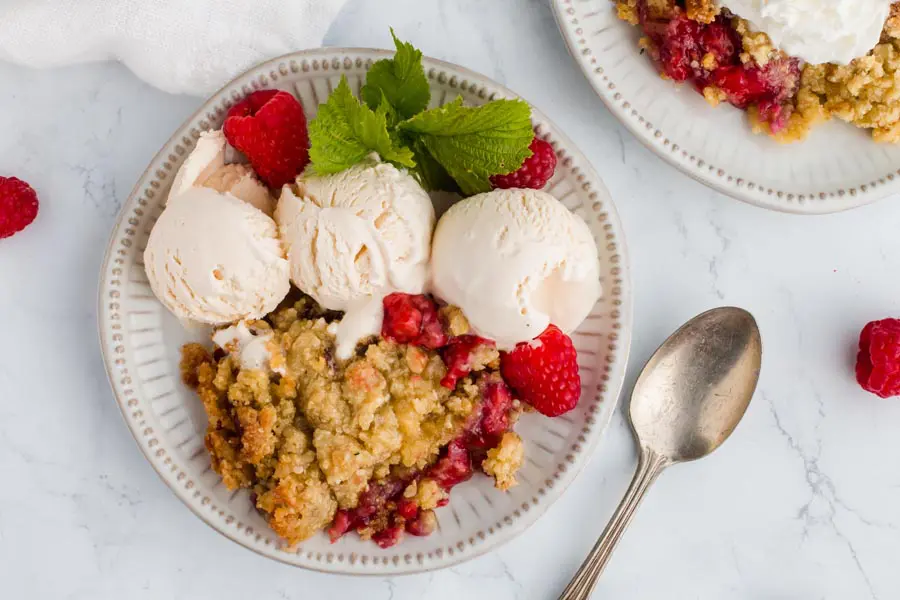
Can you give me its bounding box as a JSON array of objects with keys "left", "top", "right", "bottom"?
[
  {"left": 800, "top": 36, "right": 900, "bottom": 143},
  {"left": 685, "top": 0, "right": 718, "bottom": 24},
  {"left": 482, "top": 432, "right": 525, "bottom": 491},
  {"left": 884, "top": 4, "right": 900, "bottom": 41},
  {"left": 644, "top": 0, "right": 675, "bottom": 20},
  {"left": 439, "top": 305, "right": 471, "bottom": 337},
  {"left": 181, "top": 295, "right": 502, "bottom": 545},
  {"left": 615, "top": 0, "right": 640, "bottom": 25},
  {"left": 613, "top": 0, "right": 900, "bottom": 143},
  {"left": 732, "top": 17, "right": 780, "bottom": 68}
]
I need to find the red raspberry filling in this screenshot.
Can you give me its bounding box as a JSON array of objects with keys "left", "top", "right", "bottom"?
[
  {"left": 427, "top": 438, "right": 474, "bottom": 490},
  {"left": 327, "top": 376, "right": 517, "bottom": 548},
  {"left": 342, "top": 295, "right": 556, "bottom": 548},
  {"left": 440, "top": 335, "right": 496, "bottom": 389},
  {"left": 637, "top": 7, "right": 800, "bottom": 133},
  {"left": 856, "top": 319, "right": 900, "bottom": 398},
  {"left": 382, "top": 293, "right": 448, "bottom": 349}
]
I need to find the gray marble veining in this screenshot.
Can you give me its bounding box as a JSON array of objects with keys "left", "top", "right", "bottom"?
[{"left": 2, "top": 0, "right": 900, "bottom": 598}]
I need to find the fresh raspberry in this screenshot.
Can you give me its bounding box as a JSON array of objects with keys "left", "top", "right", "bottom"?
[
  {"left": 856, "top": 319, "right": 900, "bottom": 398},
  {"left": 382, "top": 293, "right": 449, "bottom": 349},
  {"left": 0, "top": 177, "right": 39, "bottom": 239},
  {"left": 500, "top": 325, "right": 581, "bottom": 417},
  {"left": 440, "top": 335, "right": 496, "bottom": 389},
  {"left": 223, "top": 90, "right": 310, "bottom": 189},
  {"left": 490, "top": 137, "right": 557, "bottom": 190}
]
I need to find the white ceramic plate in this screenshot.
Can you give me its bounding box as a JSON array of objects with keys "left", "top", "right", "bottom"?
[
  {"left": 98, "top": 48, "right": 632, "bottom": 574},
  {"left": 552, "top": 0, "right": 900, "bottom": 214}
]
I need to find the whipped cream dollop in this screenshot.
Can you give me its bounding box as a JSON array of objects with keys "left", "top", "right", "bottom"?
[{"left": 722, "top": 0, "right": 893, "bottom": 65}]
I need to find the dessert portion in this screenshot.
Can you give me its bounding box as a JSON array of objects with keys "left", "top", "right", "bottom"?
[
  {"left": 181, "top": 293, "right": 510, "bottom": 547},
  {"left": 149, "top": 32, "right": 603, "bottom": 549},
  {"left": 614, "top": 0, "right": 900, "bottom": 142}
]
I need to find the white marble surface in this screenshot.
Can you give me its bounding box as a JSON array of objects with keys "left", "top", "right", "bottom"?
[{"left": 2, "top": 0, "right": 900, "bottom": 598}]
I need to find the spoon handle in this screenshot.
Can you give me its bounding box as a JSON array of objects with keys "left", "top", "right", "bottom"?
[{"left": 558, "top": 447, "right": 668, "bottom": 600}]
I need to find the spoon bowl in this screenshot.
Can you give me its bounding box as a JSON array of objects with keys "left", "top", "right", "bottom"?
[
  {"left": 560, "top": 307, "right": 762, "bottom": 600},
  {"left": 631, "top": 307, "right": 762, "bottom": 463}
]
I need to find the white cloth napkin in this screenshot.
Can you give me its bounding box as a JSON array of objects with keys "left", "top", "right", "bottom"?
[{"left": 0, "top": 0, "right": 349, "bottom": 96}]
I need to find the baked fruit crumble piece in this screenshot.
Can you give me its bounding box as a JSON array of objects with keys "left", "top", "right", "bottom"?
[
  {"left": 181, "top": 291, "right": 542, "bottom": 549},
  {"left": 614, "top": 0, "right": 900, "bottom": 143}
]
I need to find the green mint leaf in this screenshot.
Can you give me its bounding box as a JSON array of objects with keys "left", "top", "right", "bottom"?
[
  {"left": 409, "top": 138, "right": 458, "bottom": 193},
  {"left": 361, "top": 29, "right": 431, "bottom": 119},
  {"left": 399, "top": 97, "right": 533, "bottom": 195},
  {"left": 377, "top": 91, "right": 400, "bottom": 129},
  {"left": 309, "top": 76, "right": 415, "bottom": 174}
]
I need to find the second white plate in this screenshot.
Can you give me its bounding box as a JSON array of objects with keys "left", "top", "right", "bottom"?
[{"left": 553, "top": 0, "right": 900, "bottom": 214}]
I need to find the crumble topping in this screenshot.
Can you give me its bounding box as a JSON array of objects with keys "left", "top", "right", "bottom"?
[
  {"left": 181, "top": 293, "right": 518, "bottom": 547},
  {"left": 482, "top": 432, "right": 525, "bottom": 491},
  {"left": 801, "top": 37, "right": 900, "bottom": 142},
  {"left": 732, "top": 17, "right": 780, "bottom": 68},
  {"left": 686, "top": 0, "right": 719, "bottom": 24},
  {"left": 613, "top": 0, "right": 900, "bottom": 143}
]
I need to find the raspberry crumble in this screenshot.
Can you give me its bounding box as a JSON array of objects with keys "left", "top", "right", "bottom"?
[
  {"left": 181, "top": 292, "right": 540, "bottom": 549},
  {"left": 614, "top": 0, "right": 900, "bottom": 143}
]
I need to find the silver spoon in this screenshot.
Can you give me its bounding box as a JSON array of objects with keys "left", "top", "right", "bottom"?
[{"left": 559, "top": 307, "right": 762, "bottom": 600}]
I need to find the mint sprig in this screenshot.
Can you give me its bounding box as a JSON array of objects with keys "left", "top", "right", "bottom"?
[
  {"left": 307, "top": 31, "right": 534, "bottom": 195},
  {"left": 400, "top": 97, "right": 533, "bottom": 195},
  {"left": 361, "top": 29, "right": 430, "bottom": 120},
  {"left": 308, "top": 76, "right": 414, "bottom": 174}
]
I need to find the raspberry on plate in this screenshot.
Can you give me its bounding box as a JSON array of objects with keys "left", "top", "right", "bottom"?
[
  {"left": 490, "top": 137, "right": 557, "bottom": 190},
  {"left": 0, "top": 176, "right": 39, "bottom": 240},
  {"left": 500, "top": 325, "right": 581, "bottom": 417},
  {"left": 223, "top": 90, "right": 310, "bottom": 189},
  {"left": 856, "top": 319, "right": 900, "bottom": 398}
]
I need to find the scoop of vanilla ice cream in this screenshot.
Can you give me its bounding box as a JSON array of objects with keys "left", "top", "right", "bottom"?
[
  {"left": 203, "top": 164, "right": 274, "bottom": 216},
  {"left": 169, "top": 129, "right": 274, "bottom": 215},
  {"left": 144, "top": 187, "right": 290, "bottom": 324},
  {"left": 275, "top": 161, "right": 435, "bottom": 358},
  {"left": 722, "top": 0, "right": 893, "bottom": 65},
  {"left": 431, "top": 189, "right": 601, "bottom": 349}
]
